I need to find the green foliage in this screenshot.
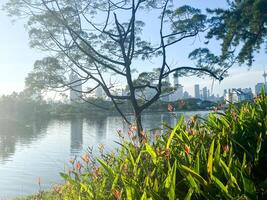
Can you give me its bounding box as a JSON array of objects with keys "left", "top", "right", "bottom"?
[
  {"left": 57, "top": 95, "right": 267, "bottom": 199},
  {"left": 0, "top": 91, "right": 51, "bottom": 121},
  {"left": 206, "top": 0, "right": 267, "bottom": 66}
]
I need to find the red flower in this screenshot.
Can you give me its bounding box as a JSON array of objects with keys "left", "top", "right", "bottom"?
[{"left": 185, "top": 144, "right": 190, "bottom": 156}]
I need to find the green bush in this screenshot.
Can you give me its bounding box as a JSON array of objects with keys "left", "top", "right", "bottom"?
[{"left": 57, "top": 94, "right": 267, "bottom": 199}]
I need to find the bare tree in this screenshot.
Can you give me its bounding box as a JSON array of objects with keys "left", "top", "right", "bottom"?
[{"left": 4, "top": 0, "right": 228, "bottom": 137}]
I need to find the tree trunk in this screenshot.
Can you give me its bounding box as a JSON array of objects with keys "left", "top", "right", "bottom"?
[{"left": 135, "top": 111, "right": 143, "bottom": 138}]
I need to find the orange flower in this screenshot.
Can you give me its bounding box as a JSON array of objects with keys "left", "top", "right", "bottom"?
[
  {"left": 185, "top": 144, "right": 190, "bottom": 156},
  {"left": 81, "top": 153, "right": 90, "bottom": 163},
  {"left": 76, "top": 161, "right": 82, "bottom": 171},
  {"left": 113, "top": 190, "right": 121, "bottom": 200}
]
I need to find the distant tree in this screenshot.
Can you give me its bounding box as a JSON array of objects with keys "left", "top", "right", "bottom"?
[
  {"left": 4, "top": 0, "right": 226, "bottom": 137},
  {"left": 206, "top": 0, "right": 267, "bottom": 66}
]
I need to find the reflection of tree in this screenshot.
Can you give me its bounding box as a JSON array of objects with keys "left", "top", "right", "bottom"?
[
  {"left": 142, "top": 114, "right": 162, "bottom": 131},
  {"left": 70, "top": 118, "right": 83, "bottom": 154},
  {"left": 0, "top": 119, "right": 48, "bottom": 163}
]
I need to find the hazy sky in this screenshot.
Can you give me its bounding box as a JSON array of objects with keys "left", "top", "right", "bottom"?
[{"left": 0, "top": 0, "right": 266, "bottom": 97}]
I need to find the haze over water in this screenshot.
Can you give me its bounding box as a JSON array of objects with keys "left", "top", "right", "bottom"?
[{"left": 0, "top": 111, "right": 208, "bottom": 198}]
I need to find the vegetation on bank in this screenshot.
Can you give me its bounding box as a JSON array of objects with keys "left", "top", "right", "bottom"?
[
  {"left": 22, "top": 93, "right": 263, "bottom": 200},
  {"left": 0, "top": 91, "right": 220, "bottom": 122}
]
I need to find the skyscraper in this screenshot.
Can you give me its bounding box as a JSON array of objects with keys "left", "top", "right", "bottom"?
[
  {"left": 255, "top": 83, "right": 265, "bottom": 96},
  {"left": 69, "top": 71, "right": 82, "bottom": 102},
  {"left": 194, "top": 84, "right": 200, "bottom": 99},
  {"left": 203, "top": 87, "right": 208, "bottom": 100}
]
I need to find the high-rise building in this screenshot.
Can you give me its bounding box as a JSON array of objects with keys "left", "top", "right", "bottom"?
[
  {"left": 183, "top": 91, "right": 190, "bottom": 99},
  {"left": 69, "top": 71, "right": 82, "bottom": 102},
  {"left": 255, "top": 83, "right": 265, "bottom": 96},
  {"left": 238, "top": 88, "right": 253, "bottom": 101},
  {"left": 194, "top": 84, "right": 200, "bottom": 99},
  {"left": 203, "top": 87, "right": 208, "bottom": 100}
]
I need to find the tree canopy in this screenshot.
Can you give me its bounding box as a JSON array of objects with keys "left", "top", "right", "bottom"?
[
  {"left": 206, "top": 0, "right": 267, "bottom": 66},
  {"left": 3, "top": 0, "right": 233, "bottom": 136}
]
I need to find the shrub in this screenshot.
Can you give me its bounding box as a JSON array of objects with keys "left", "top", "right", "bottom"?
[{"left": 58, "top": 94, "right": 267, "bottom": 199}]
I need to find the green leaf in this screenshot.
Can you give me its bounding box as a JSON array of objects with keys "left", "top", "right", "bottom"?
[
  {"left": 111, "top": 174, "right": 119, "bottom": 191},
  {"left": 220, "top": 159, "right": 240, "bottom": 191},
  {"left": 214, "top": 140, "right": 221, "bottom": 167},
  {"left": 211, "top": 175, "right": 232, "bottom": 199},
  {"left": 194, "top": 152, "right": 200, "bottom": 174},
  {"left": 166, "top": 116, "right": 184, "bottom": 150},
  {"left": 186, "top": 174, "right": 199, "bottom": 192},
  {"left": 241, "top": 172, "right": 256, "bottom": 198},
  {"left": 185, "top": 188, "right": 194, "bottom": 200},
  {"left": 126, "top": 186, "right": 133, "bottom": 200},
  {"left": 179, "top": 164, "right": 208, "bottom": 187},
  {"left": 165, "top": 160, "right": 177, "bottom": 200},
  {"left": 207, "top": 139, "right": 215, "bottom": 178},
  {"left": 126, "top": 146, "right": 136, "bottom": 168},
  {"left": 146, "top": 143, "right": 157, "bottom": 165},
  {"left": 97, "top": 158, "right": 114, "bottom": 179},
  {"left": 241, "top": 153, "right": 246, "bottom": 172},
  {"left": 80, "top": 182, "right": 94, "bottom": 198},
  {"left": 140, "top": 190, "right": 147, "bottom": 200}
]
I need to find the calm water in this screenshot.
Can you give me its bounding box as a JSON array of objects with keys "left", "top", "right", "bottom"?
[{"left": 0, "top": 111, "right": 208, "bottom": 198}]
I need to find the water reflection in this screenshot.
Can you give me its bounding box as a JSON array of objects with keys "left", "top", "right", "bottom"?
[
  {"left": 0, "top": 111, "right": 209, "bottom": 198},
  {"left": 70, "top": 118, "right": 83, "bottom": 154},
  {"left": 0, "top": 119, "right": 48, "bottom": 163}
]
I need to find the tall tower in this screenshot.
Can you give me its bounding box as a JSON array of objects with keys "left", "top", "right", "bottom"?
[
  {"left": 69, "top": 70, "right": 82, "bottom": 102},
  {"left": 194, "top": 84, "right": 200, "bottom": 99},
  {"left": 203, "top": 87, "right": 208, "bottom": 100}
]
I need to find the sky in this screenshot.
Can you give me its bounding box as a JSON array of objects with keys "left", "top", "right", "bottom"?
[{"left": 0, "top": 0, "right": 266, "bottom": 97}]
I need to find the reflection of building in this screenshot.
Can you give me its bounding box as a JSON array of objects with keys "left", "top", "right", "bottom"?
[
  {"left": 70, "top": 118, "right": 83, "bottom": 154},
  {"left": 69, "top": 71, "right": 82, "bottom": 102},
  {"left": 194, "top": 84, "right": 200, "bottom": 99}
]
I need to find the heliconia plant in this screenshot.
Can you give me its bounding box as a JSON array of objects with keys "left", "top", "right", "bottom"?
[{"left": 57, "top": 93, "right": 267, "bottom": 199}]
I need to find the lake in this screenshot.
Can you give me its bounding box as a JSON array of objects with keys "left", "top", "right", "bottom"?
[{"left": 0, "top": 111, "right": 209, "bottom": 198}]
